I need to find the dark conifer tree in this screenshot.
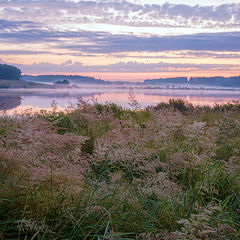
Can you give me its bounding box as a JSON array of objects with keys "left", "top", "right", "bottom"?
[{"left": 0, "top": 63, "right": 21, "bottom": 80}]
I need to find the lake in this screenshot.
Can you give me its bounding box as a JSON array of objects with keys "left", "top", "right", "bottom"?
[{"left": 1, "top": 85, "right": 240, "bottom": 114}]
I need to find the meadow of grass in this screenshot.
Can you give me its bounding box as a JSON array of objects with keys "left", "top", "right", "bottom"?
[{"left": 0, "top": 98, "right": 239, "bottom": 239}]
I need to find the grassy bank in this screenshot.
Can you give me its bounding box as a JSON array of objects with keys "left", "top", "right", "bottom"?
[
  {"left": 0, "top": 79, "right": 56, "bottom": 89},
  {"left": 0, "top": 99, "right": 239, "bottom": 239}
]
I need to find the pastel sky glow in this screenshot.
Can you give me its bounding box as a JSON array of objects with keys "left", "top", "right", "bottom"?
[{"left": 1, "top": 0, "right": 240, "bottom": 81}]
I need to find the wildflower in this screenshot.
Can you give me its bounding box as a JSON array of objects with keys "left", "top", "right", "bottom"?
[
  {"left": 17, "top": 219, "right": 47, "bottom": 233},
  {"left": 86, "top": 206, "right": 103, "bottom": 214}
]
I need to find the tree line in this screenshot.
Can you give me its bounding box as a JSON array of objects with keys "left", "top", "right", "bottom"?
[{"left": 0, "top": 63, "right": 21, "bottom": 80}]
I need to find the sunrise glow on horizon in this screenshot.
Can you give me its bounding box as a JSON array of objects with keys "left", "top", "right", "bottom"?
[{"left": 1, "top": 0, "right": 240, "bottom": 81}]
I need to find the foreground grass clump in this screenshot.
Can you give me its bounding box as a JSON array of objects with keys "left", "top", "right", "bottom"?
[{"left": 0, "top": 99, "right": 240, "bottom": 239}]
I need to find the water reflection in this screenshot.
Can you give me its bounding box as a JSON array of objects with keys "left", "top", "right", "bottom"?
[
  {"left": 94, "top": 92, "right": 240, "bottom": 107},
  {"left": 0, "top": 95, "right": 22, "bottom": 110},
  {"left": 1, "top": 87, "right": 240, "bottom": 114}
]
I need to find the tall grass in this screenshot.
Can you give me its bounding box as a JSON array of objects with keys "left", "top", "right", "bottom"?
[{"left": 0, "top": 99, "right": 239, "bottom": 239}]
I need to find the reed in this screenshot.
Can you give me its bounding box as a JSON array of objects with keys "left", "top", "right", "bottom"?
[{"left": 0, "top": 99, "right": 239, "bottom": 239}]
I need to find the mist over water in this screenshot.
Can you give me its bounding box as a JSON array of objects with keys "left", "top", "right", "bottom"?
[{"left": 1, "top": 85, "right": 240, "bottom": 113}]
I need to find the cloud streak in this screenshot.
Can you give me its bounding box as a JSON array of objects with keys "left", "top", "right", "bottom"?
[
  {"left": 61, "top": 31, "right": 240, "bottom": 53},
  {"left": 0, "top": 1, "right": 240, "bottom": 29},
  {"left": 0, "top": 50, "right": 49, "bottom": 55},
  {"left": 15, "top": 60, "right": 239, "bottom": 74},
  {"left": 1, "top": 19, "right": 240, "bottom": 53}
]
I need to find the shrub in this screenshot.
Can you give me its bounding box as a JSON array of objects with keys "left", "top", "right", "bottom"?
[{"left": 0, "top": 101, "right": 240, "bottom": 239}]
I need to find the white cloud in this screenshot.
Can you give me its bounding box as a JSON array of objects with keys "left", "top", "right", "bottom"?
[
  {"left": 13, "top": 59, "right": 239, "bottom": 74},
  {"left": 0, "top": 0, "right": 240, "bottom": 32}
]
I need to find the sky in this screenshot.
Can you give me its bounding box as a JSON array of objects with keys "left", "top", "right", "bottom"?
[{"left": 0, "top": 0, "right": 240, "bottom": 81}]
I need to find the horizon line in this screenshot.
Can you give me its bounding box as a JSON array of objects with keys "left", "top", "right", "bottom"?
[{"left": 21, "top": 73, "right": 240, "bottom": 82}]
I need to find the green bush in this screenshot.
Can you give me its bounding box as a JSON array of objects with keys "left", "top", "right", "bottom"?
[{"left": 0, "top": 101, "right": 240, "bottom": 239}]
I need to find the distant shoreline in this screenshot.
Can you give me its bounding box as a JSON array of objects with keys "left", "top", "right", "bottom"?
[
  {"left": 21, "top": 74, "right": 240, "bottom": 89},
  {"left": 2, "top": 74, "right": 240, "bottom": 90},
  {"left": 0, "top": 79, "right": 73, "bottom": 89}
]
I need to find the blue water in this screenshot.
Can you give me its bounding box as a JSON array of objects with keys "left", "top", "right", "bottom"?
[{"left": 1, "top": 86, "right": 240, "bottom": 112}]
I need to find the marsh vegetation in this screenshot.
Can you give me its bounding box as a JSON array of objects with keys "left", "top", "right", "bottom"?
[{"left": 0, "top": 99, "right": 239, "bottom": 239}]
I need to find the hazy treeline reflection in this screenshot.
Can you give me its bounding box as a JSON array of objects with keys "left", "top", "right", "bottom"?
[{"left": 1, "top": 87, "right": 240, "bottom": 111}]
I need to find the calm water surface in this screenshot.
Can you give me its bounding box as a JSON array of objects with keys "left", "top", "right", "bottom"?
[{"left": 1, "top": 86, "right": 240, "bottom": 113}]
